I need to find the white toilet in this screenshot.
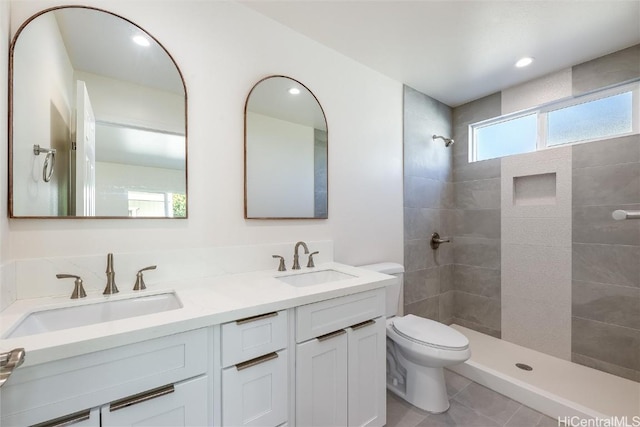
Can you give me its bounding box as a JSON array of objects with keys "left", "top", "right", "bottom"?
[{"left": 361, "top": 262, "right": 471, "bottom": 414}]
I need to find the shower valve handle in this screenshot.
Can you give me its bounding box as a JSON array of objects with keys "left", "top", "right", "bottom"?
[{"left": 430, "top": 232, "right": 450, "bottom": 250}]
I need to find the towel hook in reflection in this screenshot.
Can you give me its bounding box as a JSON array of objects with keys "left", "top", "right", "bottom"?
[{"left": 33, "top": 144, "right": 56, "bottom": 182}]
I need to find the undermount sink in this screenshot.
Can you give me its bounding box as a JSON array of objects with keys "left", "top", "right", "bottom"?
[
  {"left": 4, "top": 292, "right": 182, "bottom": 339},
  {"left": 277, "top": 269, "right": 356, "bottom": 287}
]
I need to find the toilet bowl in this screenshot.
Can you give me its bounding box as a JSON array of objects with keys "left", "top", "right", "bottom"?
[{"left": 360, "top": 263, "right": 471, "bottom": 414}]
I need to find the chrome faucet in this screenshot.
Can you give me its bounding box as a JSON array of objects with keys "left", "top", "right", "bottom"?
[
  {"left": 292, "top": 241, "right": 309, "bottom": 270},
  {"left": 103, "top": 253, "right": 119, "bottom": 295}
]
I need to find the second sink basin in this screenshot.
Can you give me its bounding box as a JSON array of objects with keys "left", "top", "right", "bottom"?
[
  {"left": 4, "top": 292, "right": 182, "bottom": 339},
  {"left": 277, "top": 269, "right": 356, "bottom": 287}
]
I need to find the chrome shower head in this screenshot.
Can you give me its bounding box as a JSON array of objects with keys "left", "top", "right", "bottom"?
[{"left": 432, "top": 135, "right": 454, "bottom": 147}]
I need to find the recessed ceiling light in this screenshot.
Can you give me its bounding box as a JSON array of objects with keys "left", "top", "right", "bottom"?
[
  {"left": 515, "top": 57, "right": 534, "bottom": 68},
  {"left": 288, "top": 87, "right": 301, "bottom": 95},
  {"left": 132, "top": 35, "right": 150, "bottom": 47}
]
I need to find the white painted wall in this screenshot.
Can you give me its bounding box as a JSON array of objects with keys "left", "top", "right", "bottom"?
[
  {"left": 11, "top": 10, "right": 74, "bottom": 216},
  {"left": 246, "top": 112, "right": 314, "bottom": 218},
  {"left": 6, "top": 1, "right": 403, "bottom": 268}
]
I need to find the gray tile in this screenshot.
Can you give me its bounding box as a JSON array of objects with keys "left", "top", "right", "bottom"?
[
  {"left": 573, "top": 243, "right": 640, "bottom": 288},
  {"left": 572, "top": 45, "right": 640, "bottom": 96},
  {"left": 452, "top": 317, "right": 501, "bottom": 338},
  {"left": 439, "top": 290, "right": 454, "bottom": 324},
  {"left": 454, "top": 158, "right": 502, "bottom": 183},
  {"left": 572, "top": 162, "right": 640, "bottom": 207},
  {"left": 404, "top": 267, "right": 440, "bottom": 305},
  {"left": 453, "top": 237, "right": 501, "bottom": 269},
  {"left": 405, "top": 296, "right": 439, "bottom": 321},
  {"left": 419, "top": 400, "right": 500, "bottom": 427},
  {"left": 453, "top": 265, "right": 501, "bottom": 299},
  {"left": 573, "top": 280, "right": 640, "bottom": 329},
  {"left": 572, "top": 204, "right": 640, "bottom": 246},
  {"left": 404, "top": 239, "right": 433, "bottom": 272},
  {"left": 453, "top": 291, "right": 501, "bottom": 331},
  {"left": 572, "top": 135, "right": 640, "bottom": 169},
  {"left": 386, "top": 390, "right": 429, "bottom": 427},
  {"left": 440, "top": 264, "right": 454, "bottom": 293},
  {"left": 405, "top": 208, "right": 440, "bottom": 240},
  {"left": 572, "top": 352, "right": 640, "bottom": 382},
  {"left": 452, "top": 93, "right": 502, "bottom": 131},
  {"left": 454, "top": 179, "right": 501, "bottom": 210},
  {"left": 405, "top": 176, "right": 444, "bottom": 209},
  {"left": 505, "top": 405, "right": 555, "bottom": 427},
  {"left": 452, "top": 209, "right": 501, "bottom": 239},
  {"left": 572, "top": 316, "right": 640, "bottom": 371},
  {"left": 442, "top": 182, "right": 455, "bottom": 209},
  {"left": 444, "top": 369, "right": 472, "bottom": 398},
  {"left": 451, "top": 382, "right": 521, "bottom": 425},
  {"left": 439, "top": 209, "right": 456, "bottom": 239}
]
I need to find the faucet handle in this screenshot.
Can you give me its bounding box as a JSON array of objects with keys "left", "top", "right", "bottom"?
[
  {"left": 306, "top": 251, "right": 319, "bottom": 268},
  {"left": 272, "top": 255, "right": 286, "bottom": 272},
  {"left": 56, "top": 274, "right": 87, "bottom": 299},
  {"left": 133, "top": 265, "right": 157, "bottom": 291}
]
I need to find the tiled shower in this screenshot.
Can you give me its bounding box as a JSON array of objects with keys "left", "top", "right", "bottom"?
[{"left": 403, "top": 44, "right": 640, "bottom": 382}]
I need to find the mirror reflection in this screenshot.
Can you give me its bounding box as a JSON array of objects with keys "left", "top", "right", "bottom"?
[
  {"left": 245, "top": 76, "right": 328, "bottom": 219},
  {"left": 10, "top": 7, "right": 187, "bottom": 218}
]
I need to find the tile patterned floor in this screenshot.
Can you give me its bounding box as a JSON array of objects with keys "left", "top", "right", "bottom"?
[{"left": 386, "top": 370, "right": 558, "bottom": 427}]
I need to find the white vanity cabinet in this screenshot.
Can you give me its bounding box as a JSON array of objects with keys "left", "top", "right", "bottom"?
[
  {"left": 1, "top": 328, "right": 211, "bottom": 427},
  {"left": 295, "top": 289, "right": 386, "bottom": 427},
  {"left": 220, "top": 310, "right": 289, "bottom": 427}
]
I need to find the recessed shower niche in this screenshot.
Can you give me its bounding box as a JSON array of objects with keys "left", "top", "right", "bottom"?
[{"left": 513, "top": 173, "right": 557, "bottom": 206}]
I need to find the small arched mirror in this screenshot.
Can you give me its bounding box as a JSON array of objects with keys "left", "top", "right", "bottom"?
[
  {"left": 245, "top": 76, "right": 328, "bottom": 219},
  {"left": 9, "top": 6, "right": 187, "bottom": 218}
]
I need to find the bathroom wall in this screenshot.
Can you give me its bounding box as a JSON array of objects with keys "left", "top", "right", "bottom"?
[
  {"left": 4, "top": 1, "right": 403, "bottom": 273},
  {"left": 402, "top": 85, "right": 454, "bottom": 322}
]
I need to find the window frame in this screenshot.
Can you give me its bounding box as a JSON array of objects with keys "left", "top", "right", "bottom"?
[{"left": 469, "top": 80, "right": 640, "bottom": 163}]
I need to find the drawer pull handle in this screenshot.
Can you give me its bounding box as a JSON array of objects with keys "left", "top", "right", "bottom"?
[
  {"left": 0, "top": 348, "right": 25, "bottom": 388},
  {"left": 236, "top": 352, "right": 279, "bottom": 371},
  {"left": 350, "top": 319, "right": 376, "bottom": 330},
  {"left": 236, "top": 311, "right": 278, "bottom": 325},
  {"left": 317, "top": 329, "right": 346, "bottom": 342},
  {"left": 31, "top": 409, "right": 91, "bottom": 427},
  {"left": 110, "top": 384, "right": 174, "bottom": 412}
]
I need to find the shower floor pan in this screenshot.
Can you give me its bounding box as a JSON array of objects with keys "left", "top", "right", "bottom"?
[{"left": 448, "top": 325, "right": 639, "bottom": 420}]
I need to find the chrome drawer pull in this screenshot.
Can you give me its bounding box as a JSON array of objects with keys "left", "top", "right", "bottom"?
[
  {"left": 31, "top": 409, "right": 91, "bottom": 427},
  {"left": 0, "top": 348, "right": 25, "bottom": 388},
  {"left": 110, "top": 384, "right": 174, "bottom": 412},
  {"left": 317, "top": 329, "right": 346, "bottom": 342},
  {"left": 235, "top": 311, "right": 278, "bottom": 325},
  {"left": 236, "top": 352, "right": 279, "bottom": 371},
  {"left": 350, "top": 319, "right": 376, "bottom": 330}
]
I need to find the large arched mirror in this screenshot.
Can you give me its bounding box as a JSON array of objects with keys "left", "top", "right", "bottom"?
[
  {"left": 245, "top": 76, "right": 328, "bottom": 219},
  {"left": 9, "top": 6, "right": 187, "bottom": 218}
]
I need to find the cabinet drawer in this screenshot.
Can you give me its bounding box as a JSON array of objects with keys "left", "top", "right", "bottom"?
[
  {"left": 1, "top": 328, "right": 208, "bottom": 426},
  {"left": 222, "top": 349, "right": 288, "bottom": 427},
  {"left": 295, "top": 289, "right": 384, "bottom": 343},
  {"left": 222, "top": 310, "right": 287, "bottom": 367}
]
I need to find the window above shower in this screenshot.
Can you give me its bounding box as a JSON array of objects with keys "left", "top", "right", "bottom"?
[{"left": 469, "top": 81, "right": 639, "bottom": 162}]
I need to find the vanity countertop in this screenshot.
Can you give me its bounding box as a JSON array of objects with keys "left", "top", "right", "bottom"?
[{"left": 0, "top": 262, "right": 393, "bottom": 367}]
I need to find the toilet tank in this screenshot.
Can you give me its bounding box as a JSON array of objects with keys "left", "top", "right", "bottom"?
[{"left": 359, "top": 262, "right": 404, "bottom": 317}]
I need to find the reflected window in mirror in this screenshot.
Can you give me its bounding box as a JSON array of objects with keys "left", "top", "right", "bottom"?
[
  {"left": 9, "top": 6, "right": 187, "bottom": 218},
  {"left": 244, "top": 76, "right": 328, "bottom": 219}
]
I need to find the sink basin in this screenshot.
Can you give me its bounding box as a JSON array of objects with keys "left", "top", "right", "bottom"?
[
  {"left": 4, "top": 292, "right": 182, "bottom": 338},
  {"left": 277, "top": 269, "right": 356, "bottom": 287}
]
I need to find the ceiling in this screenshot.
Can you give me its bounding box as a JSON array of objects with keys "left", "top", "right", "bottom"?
[{"left": 240, "top": 0, "right": 640, "bottom": 107}]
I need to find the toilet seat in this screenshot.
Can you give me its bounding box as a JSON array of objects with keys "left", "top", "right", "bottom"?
[{"left": 391, "top": 315, "right": 469, "bottom": 351}]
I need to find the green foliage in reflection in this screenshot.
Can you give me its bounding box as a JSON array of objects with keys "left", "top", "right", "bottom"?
[{"left": 172, "top": 194, "right": 187, "bottom": 217}]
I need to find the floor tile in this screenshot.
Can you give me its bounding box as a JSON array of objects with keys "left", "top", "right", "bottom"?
[
  {"left": 386, "top": 391, "right": 429, "bottom": 427},
  {"left": 450, "top": 382, "right": 522, "bottom": 425},
  {"left": 418, "top": 400, "right": 501, "bottom": 427}
]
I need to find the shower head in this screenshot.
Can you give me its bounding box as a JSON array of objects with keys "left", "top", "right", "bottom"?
[{"left": 432, "top": 135, "right": 454, "bottom": 147}]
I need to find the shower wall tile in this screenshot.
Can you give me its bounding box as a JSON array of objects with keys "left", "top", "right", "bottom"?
[
  {"left": 572, "top": 44, "right": 640, "bottom": 96},
  {"left": 572, "top": 243, "right": 640, "bottom": 288},
  {"left": 404, "top": 239, "right": 431, "bottom": 272},
  {"left": 502, "top": 217, "right": 571, "bottom": 247},
  {"left": 404, "top": 176, "right": 443, "bottom": 209},
  {"left": 404, "top": 207, "right": 439, "bottom": 240},
  {"left": 453, "top": 158, "right": 502, "bottom": 183},
  {"left": 453, "top": 264, "right": 500, "bottom": 299},
  {"left": 571, "top": 353, "right": 640, "bottom": 383},
  {"left": 572, "top": 316, "right": 640, "bottom": 372},
  {"left": 453, "top": 237, "right": 500, "bottom": 270},
  {"left": 573, "top": 280, "right": 640, "bottom": 330},
  {"left": 404, "top": 267, "right": 440, "bottom": 305},
  {"left": 453, "top": 291, "right": 501, "bottom": 331},
  {"left": 439, "top": 290, "right": 454, "bottom": 324},
  {"left": 453, "top": 178, "right": 501, "bottom": 210},
  {"left": 450, "top": 209, "right": 501, "bottom": 239},
  {"left": 439, "top": 264, "right": 454, "bottom": 293},
  {"left": 452, "top": 317, "right": 501, "bottom": 339},
  {"left": 572, "top": 204, "right": 640, "bottom": 246},
  {"left": 405, "top": 295, "right": 439, "bottom": 321},
  {"left": 572, "top": 162, "right": 640, "bottom": 207},
  {"left": 572, "top": 134, "right": 640, "bottom": 169}
]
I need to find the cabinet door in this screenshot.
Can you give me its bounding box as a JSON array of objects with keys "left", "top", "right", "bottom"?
[
  {"left": 347, "top": 318, "right": 386, "bottom": 427},
  {"left": 101, "top": 376, "right": 207, "bottom": 427},
  {"left": 296, "top": 330, "right": 348, "bottom": 427},
  {"left": 222, "top": 350, "right": 288, "bottom": 427}
]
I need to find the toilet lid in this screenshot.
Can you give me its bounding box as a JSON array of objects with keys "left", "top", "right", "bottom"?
[{"left": 392, "top": 315, "right": 469, "bottom": 350}]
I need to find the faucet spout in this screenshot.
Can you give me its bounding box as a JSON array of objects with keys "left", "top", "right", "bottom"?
[
  {"left": 292, "top": 241, "right": 309, "bottom": 270},
  {"left": 103, "top": 253, "right": 119, "bottom": 295}
]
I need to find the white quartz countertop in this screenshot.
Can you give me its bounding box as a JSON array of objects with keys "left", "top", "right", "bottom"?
[{"left": 0, "top": 262, "right": 393, "bottom": 367}]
